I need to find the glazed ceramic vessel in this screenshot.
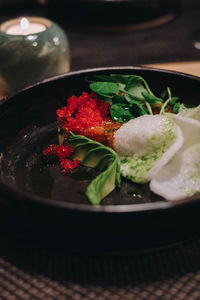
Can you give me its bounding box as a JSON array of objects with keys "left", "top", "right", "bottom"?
[{"left": 0, "top": 17, "right": 70, "bottom": 96}]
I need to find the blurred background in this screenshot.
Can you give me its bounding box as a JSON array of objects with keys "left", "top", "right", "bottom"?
[{"left": 0, "top": 0, "right": 200, "bottom": 74}]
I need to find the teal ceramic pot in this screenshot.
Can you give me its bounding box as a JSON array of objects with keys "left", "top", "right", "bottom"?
[{"left": 0, "top": 17, "right": 70, "bottom": 96}]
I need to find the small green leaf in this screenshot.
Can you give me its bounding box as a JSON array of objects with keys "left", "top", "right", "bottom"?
[
  {"left": 110, "top": 74, "right": 133, "bottom": 84},
  {"left": 142, "top": 91, "right": 163, "bottom": 104},
  {"left": 124, "top": 93, "right": 134, "bottom": 103},
  {"left": 68, "top": 133, "right": 121, "bottom": 205},
  {"left": 161, "top": 88, "right": 168, "bottom": 100},
  {"left": 110, "top": 103, "right": 135, "bottom": 123},
  {"left": 86, "top": 160, "right": 117, "bottom": 205},
  {"left": 112, "top": 94, "right": 127, "bottom": 104},
  {"left": 89, "top": 73, "right": 178, "bottom": 120},
  {"left": 89, "top": 81, "right": 119, "bottom": 97},
  {"left": 130, "top": 100, "right": 148, "bottom": 116},
  {"left": 169, "top": 97, "right": 179, "bottom": 105},
  {"left": 117, "top": 82, "right": 126, "bottom": 91},
  {"left": 172, "top": 102, "right": 185, "bottom": 114},
  {"left": 125, "top": 77, "right": 147, "bottom": 101},
  {"left": 125, "top": 75, "right": 154, "bottom": 96}
]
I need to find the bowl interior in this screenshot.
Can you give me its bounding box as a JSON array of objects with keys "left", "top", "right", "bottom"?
[{"left": 0, "top": 67, "right": 200, "bottom": 210}]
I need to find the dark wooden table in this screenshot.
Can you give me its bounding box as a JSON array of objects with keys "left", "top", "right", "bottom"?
[{"left": 0, "top": 0, "right": 200, "bottom": 72}]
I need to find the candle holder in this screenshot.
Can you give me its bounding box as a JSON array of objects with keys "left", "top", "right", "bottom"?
[{"left": 0, "top": 17, "right": 70, "bottom": 97}]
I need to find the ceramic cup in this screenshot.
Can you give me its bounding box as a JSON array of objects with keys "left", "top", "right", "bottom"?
[{"left": 0, "top": 16, "right": 70, "bottom": 97}]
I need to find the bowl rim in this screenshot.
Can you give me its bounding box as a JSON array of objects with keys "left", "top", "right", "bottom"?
[{"left": 1, "top": 65, "right": 200, "bottom": 214}]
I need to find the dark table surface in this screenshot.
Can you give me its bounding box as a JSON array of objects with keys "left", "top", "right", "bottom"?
[
  {"left": 1, "top": 0, "right": 200, "bottom": 72},
  {"left": 1, "top": 1, "right": 200, "bottom": 299}
]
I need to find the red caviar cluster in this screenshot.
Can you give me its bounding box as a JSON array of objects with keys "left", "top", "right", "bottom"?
[
  {"left": 56, "top": 91, "right": 110, "bottom": 134},
  {"left": 43, "top": 91, "right": 121, "bottom": 173},
  {"left": 43, "top": 144, "right": 80, "bottom": 173}
]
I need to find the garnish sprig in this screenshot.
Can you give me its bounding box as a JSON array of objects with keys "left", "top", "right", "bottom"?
[
  {"left": 160, "top": 87, "right": 179, "bottom": 115},
  {"left": 89, "top": 74, "right": 176, "bottom": 122}
]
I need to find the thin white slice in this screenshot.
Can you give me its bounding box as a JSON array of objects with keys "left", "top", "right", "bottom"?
[
  {"left": 150, "top": 144, "right": 200, "bottom": 201},
  {"left": 150, "top": 115, "right": 200, "bottom": 200},
  {"left": 113, "top": 114, "right": 183, "bottom": 183},
  {"left": 178, "top": 104, "right": 200, "bottom": 121},
  {"left": 174, "top": 115, "right": 200, "bottom": 150}
]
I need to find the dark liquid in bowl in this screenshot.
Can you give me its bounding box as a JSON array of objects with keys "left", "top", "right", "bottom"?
[{"left": 1, "top": 123, "right": 164, "bottom": 205}]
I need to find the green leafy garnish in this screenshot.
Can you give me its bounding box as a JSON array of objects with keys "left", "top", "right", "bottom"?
[
  {"left": 89, "top": 74, "right": 179, "bottom": 122},
  {"left": 160, "top": 87, "right": 179, "bottom": 115},
  {"left": 68, "top": 133, "right": 121, "bottom": 205},
  {"left": 172, "top": 102, "right": 186, "bottom": 114},
  {"left": 89, "top": 81, "right": 119, "bottom": 98},
  {"left": 141, "top": 91, "right": 163, "bottom": 105},
  {"left": 110, "top": 103, "right": 134, "bottom": 122},
  {"left": 124, "top": 76, "right": 148, "bottom": 101}
]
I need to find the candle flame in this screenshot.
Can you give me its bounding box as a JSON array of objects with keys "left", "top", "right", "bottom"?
[{"left": 20, "top": 18, "right": 29, "bottom": 31}]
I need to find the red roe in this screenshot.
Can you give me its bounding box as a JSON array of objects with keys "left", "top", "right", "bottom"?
[
  {"left": 43, "top": 91, "right": 120, "bottom": 173},
  {"left": 56, "top": 91, "right": 110, "bottom": 134},
  {"left": 60, "top": 159, "right": 80, "bottom": 174},
  {"left": 43, "top": 143, "right": 80, "bottom": 173}
]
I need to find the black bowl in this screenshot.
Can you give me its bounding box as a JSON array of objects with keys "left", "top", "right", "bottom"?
[{"left": 0, "top": 66, "right": 200, "bottom": 254}]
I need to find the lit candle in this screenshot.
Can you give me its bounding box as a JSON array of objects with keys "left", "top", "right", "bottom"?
[
  {"left": 0, "top": 16, "right": 70, "bottom": 96},
  {"left": 6, "top": 17, "right": 46, "bottom": 35},
  {"left": 1, "top": 17, "right": 48, "bottom": 36}
]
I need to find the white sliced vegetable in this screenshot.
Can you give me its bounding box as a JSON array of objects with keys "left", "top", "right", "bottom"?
[
  {"left": 150, "top": 144, "right": 200, "bottom": 201},
  {"left": 113, "top": 114, "right": 184, "bottom": 183},
  {"left": 178, "top": 104, "right": 200, "bottom": 121},
  {"left": 174, "top": 115, "right": 200, "bottom": 150},
  {"left": 150, "top": 115, "right": 200, "bottom": 200}
]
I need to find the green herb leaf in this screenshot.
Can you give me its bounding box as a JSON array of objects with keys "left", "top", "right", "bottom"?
[
  {"left": 90, "top": 74, "right": 178, "bottom": 120},
  {"left": 112, "top": 94, "right": 127, "bottom": 104},
  {"left": 125, "top": 94, "right": 149, "bottom": 115},
  {"left": 172, "top": 102, "right": 185, "bottom": 114},
  {"left": 68, "top": 133, "right": 121, "bottom": 205},
  {"left": 161, "top": 87, "right": 172, "bottom": 100},
  {"left": 169, "top": 97, "right": 179, "bottom": 105},
  {"left": 130, "top": 100, "right": 148, "bottom": 116},
  {"left": 110, "top": 103, "right": 135, "bottom": 122},
  {"left": 161, "top": 88, "right": 168, "bottom": 100},
  {"left": 89, "top": 81, "right": 119, "bottom": 98},
  {"left": 86, "top": 160, "right": 118, "bottom": 205},
  {"left": 125, "top": 76, "right": 147, "bottom": 101},
  {"left": 110, "top": 74, "right": 133, "bottom": 84},
  {"left": 124, "top": 93, "right": 134, "bottom": 103},
  {"left": 141, "top": 91, "right": 163, "bottom": 104}
]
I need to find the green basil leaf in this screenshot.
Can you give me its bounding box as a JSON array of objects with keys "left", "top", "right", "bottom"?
[
  {"left": 169, "top": 97, "right": 179, "bottom": 105},
  {"left": 89, "top": 81, "right": 119, "bottom": 97},
  {"left": 172, "top": 102, "right": 181, "bottom": 114},
  {"left": 125, "top": 77, "right": 147, "bottom": 101},
  {"left": 172, "top": 102, "right": 186, "bottom": 114},
  {"left": 112, "top": 94, "right": 127, "bottom": 104},
  {"left": 141, "top": 91, "right": 163, "bottom": 104},
  {"left": 110, "top": 74, "right": 133, "bottom": 84},
  {"left": 86, "top": 160, "right": 118, "bottom": 205},
  {"left": 117, "top": 82, "right": 126, "bottom": 91},
  {"left": 124, "top": 93, "right": 134, "bottom": 103},
  {"left": 110, "top": 103, "right": 135, "bottom": 123},
  {"left": 130, "top": 101, "right": 148, "bottom": 116},
  {"left": 161, "top": 88, "right": 168, "bottom": 100},
  {"left": 68, "top": 133, "right": 121, "bottom": 205}
]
